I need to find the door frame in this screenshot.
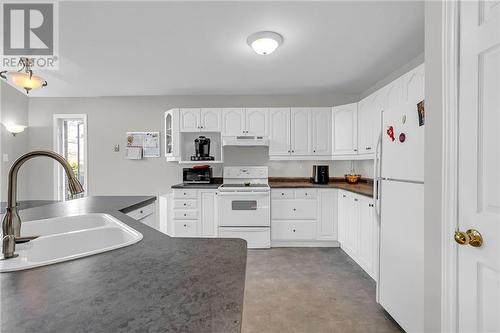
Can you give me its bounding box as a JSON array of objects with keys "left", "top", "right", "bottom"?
[
  {"left": 52, "top": 114, "right": 88, "bottom": 200},
  {"left": 441, "top": 1, "right": 460, "bottom": 332}
]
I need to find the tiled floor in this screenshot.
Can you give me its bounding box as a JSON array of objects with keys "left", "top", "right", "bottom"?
[{"left": 242, "top": 248, "right": 403, "bottom": 333}]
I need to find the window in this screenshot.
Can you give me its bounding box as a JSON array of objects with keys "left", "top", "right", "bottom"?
[{"left": 53, "top": 114, "right": 88, "bottom": 200}]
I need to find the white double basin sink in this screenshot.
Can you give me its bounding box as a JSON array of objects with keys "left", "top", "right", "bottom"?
[{"left": 0, "top": 213, "right": 143, "bottom": 272}]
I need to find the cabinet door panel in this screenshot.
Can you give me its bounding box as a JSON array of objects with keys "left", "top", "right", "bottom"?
[
  {"left": 311, "top": 107, "right": 332, "bottom": 155},
  {"left": 337, "top": 191, "right": 348, "bottom": 245},
  {"left": 200, "top": 108, "right": 221, "bottom": 132},
  {"left": 358, "top": 197, "right": 374, "bottom": 275},
  {"left": 180, "top": 108, "right": 200, "bottom": 132},
  {"left": 317, "top": 189, "right": 337, "bottom": 240},
  {"left": 333, "top": 103, "right": 358, "bottom": 155},
  {"left": 290, "top": 108, "right": 312, "bottom": 155},
  {"left": 222, "top": 108, "right": 245, "bottom": 136},
  {"left": 200, "top": 190, "right": 217, "bottom": 237},
  {"left": 343, "top": 194, "right": 360, "bottom": 257},
  {"left": 269, "top": 108, "right": 291, "bottom": 156},
  {"left": 245, "top": 108, "right": 269, "bottom": 136}
]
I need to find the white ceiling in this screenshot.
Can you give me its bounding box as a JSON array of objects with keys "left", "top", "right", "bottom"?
[{"left": 29, "top": 1, "right": 424, "bottom": 97}]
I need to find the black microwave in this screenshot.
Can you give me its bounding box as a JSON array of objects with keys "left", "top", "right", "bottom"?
[{"left": 183, "top": 167, "right": 212, "bottom": 184}]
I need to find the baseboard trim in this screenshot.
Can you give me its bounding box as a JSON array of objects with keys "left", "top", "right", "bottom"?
[{"left": 271, "top": 240, "right": 340, "bottom": 247}]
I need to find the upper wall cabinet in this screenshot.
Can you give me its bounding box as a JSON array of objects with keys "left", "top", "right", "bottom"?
[
  {"left": 332, "top": 103, "right": 358, "bottom": 156},
  {"left": 222, "top": 108, "right": 268, "bottom": 136},
  {"left": 404, "top": 64, "right": 425, "bottom": 105},
  {"left": 165, "top": 108, "right": 181, "bottom": 161},
  {"left": 358, "top": 93, "right": 382, "bottom": 155},
  {"left": 311, "top": 107, "right": 332, "bottom": 156},
  {"left": 180, "top": 108, "right": 222, "bottom": 132},
  {"left": 269, "top": 107, "right": 331, "bottom": 159},
  {"left": 269, "top": 108, "right": 291, "bottom": 156}
]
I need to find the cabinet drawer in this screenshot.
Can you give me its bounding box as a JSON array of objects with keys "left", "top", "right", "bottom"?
[
  {"left": 173, "top": 189, "right": 198, "bottom": 199},
  {"left": 272, "top": 200, "right": 317, "bottom": 220},
  {"left": 126, "top": 203, "right": 155, "bottom": 220},
  {"left": 272, "top": 221, "right": 317, "bottom": 240},
  {"left": 173, "top": 199, "right": 197, "bottom": 209},
  {"left": 173, "top": 210, "right": 198, "bottom": 220},
  {"left": 173, "top": 220, "right": 198, "bottom": 237},
  {"left": 272, "top": 189, "right": 295, "bottom": 199},
  {"left": 294, "top": 189, "right": 317, "bottom": 199}
]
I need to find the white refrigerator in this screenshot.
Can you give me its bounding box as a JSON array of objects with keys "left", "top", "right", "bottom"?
[{"left": 376, "top": 101, "right": 424, "bottom": 333}]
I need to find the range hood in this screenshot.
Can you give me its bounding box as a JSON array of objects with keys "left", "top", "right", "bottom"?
[{"left": 222, "top": 136, "right": 269, "bottom": 147}]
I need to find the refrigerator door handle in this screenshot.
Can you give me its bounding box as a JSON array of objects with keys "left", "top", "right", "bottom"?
[{"left": 374, "top": 131, "right": 382, "bottom": 220}]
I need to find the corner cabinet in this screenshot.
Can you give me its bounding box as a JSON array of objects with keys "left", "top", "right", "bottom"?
[
  {"left": 337, "top": 190, "right": 377, "bottom": 279},
  {"left": 357, "top": 94, "right": 382, "bottom": 156},
  {"left": 332, "top": 103, "right": 358, "bottom": 156},
  {"left": 164, "top": 109, "right": 180, "bottom": 161}
]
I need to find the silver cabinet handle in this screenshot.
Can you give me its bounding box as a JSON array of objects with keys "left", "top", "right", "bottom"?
[
  {"left": 293, "top": 208, "right": 297, "bottom": 211},
  {"left": 369, "top": 203, "right": 374, "bottom": 207},
  {"left": 354, "top": 149, "right": 358, "bottom": 152},
  {"left": 354, "top": 198, "right": 359, "bottom": 202},
  {"left": 293, "top": 229, "right": 296, "bottom": 232},
  {"left": 366, "top": 147, "right": 372, "bottom": 150}
]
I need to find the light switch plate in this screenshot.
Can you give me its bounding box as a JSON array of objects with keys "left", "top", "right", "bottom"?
[{"left": 3, "top": 154, "right": 8, "bottom": 162}]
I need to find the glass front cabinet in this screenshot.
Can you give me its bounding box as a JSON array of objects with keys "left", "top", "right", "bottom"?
[{"left": 164, "top": 109, "right": 180, "bottom": 161}]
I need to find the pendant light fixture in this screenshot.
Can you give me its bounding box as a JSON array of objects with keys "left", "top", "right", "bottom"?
[
  {"left": 0, "top": 58, "right": 48, "bottom": 94},
  {"left": 247, "top": 31, "right": 283, "bottom": 55}
]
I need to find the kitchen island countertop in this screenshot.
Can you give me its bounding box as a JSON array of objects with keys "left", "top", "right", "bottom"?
[{"left": 1, "top": 196, "right": 247, "bottom": 333}]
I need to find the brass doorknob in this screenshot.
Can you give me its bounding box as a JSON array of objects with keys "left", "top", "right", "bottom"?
[{"left": 454, "top": 229, "right": 483, "bottom": 247}]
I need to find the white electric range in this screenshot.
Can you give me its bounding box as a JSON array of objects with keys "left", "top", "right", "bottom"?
[{"left": 217, "top": 166, "right": 270, "bottom": 249}]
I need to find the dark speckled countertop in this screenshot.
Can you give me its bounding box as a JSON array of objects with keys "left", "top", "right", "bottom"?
[{"left": 1, "top": 196, "right": 247, "bottom": 333}]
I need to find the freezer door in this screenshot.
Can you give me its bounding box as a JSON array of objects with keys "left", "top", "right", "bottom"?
[
  {"left": 381, "top": 102, "right": 424, "bottom": 182},
  {"left": 379, "top": 180, "right": 423, "bottom": 332}
]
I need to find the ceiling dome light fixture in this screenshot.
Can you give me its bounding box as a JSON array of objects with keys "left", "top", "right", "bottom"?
[
  {"left": 247, "top": 31, "right": 283, "bottom": 55},
  {"left": 0, "top": 58, "right": 47, "bottom": 94}
]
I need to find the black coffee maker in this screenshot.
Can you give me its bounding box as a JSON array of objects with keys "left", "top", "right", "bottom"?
[{"left": 191, "top": 136, "right": 214, "bottom": 161}]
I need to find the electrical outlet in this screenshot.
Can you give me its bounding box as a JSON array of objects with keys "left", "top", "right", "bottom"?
[
  {"left": 113, "top": 144, "right": 120, "bottom": 152},
  {"left": 3, "top": 154, "right": 8, "bottom": 162}
]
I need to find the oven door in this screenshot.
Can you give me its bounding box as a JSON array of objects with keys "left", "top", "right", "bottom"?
[{"left": 217, "top": 191, "right": 270, "bottom": 227}]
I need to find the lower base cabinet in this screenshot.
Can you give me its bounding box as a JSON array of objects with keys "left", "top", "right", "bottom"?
[
  {"left": 167, "top": 189, "right": 218, "bottom": 238},
  {"left": 338, "top": 189, "right": 377, "bottom": 279},
  {"left": 271, "top": 189, "right": 338, "bottom": 246},
  {"left": 126, "top": 202, "right": 157, "bottom": 229}
]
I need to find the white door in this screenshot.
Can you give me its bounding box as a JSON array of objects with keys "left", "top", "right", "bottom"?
[
  {"left": 179, "top": 108, "right": 200, "bottom": 132},
  {"left": 200, "top": 190, "right": 217, "bottom": 237},
  {"left": 311, "top": 107, "right": 332, "bottom": 156},
  {"left": 290, "top": 108, "right": 312, "bottom": 155},
  {"left": 357, "top": 196, "right": 374, "bottom": 276},
  {"left": 317, "top": 189, "right": 337, "bottom": 240},
  {"left": 200, "top": 108, "right": 221, "bottom": 132},
  {"left": 457, "top": 2, "right": 500, "bottom": 332},
  {"left": 269, "top": 108, "right": 291, "bottom": 156},
  {"left": 332, "top": 103, "right": 358, "bottom": 155},
  {"left": 338, "top": 191, "right": 348, "bottom": 245},
  {"left": 245, "top": 108, "right": 269, "bottom": 136},
  {"left": 222, "top": 108, "right": 245, "bottom": 136}
]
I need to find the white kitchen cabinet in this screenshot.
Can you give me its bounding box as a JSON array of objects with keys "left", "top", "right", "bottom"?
[
  {"left": 222, "top": 108, "right": 245, "bottom": 136},
  {"left": 180, "top": 108, "right": 200, "bottom": 132},
  {"left": 269, "top": 108, "right": 291, "bottom": 156},
  {"left": 126, "top": 202, "right": 157, "bottom": 230},
  {"left": 245, "top": 108, "right": 269, "bottom": 136},
  {"left": 200, "top": 108, "right": 222, "bottom": 132},
  {"left": 337, "top": 190, "right": 377, "bottom": 279},
  {"left": 357, "top": 94, "right": 382, "bottom": 156},
  {"left": 271, "top": 188, "right": 338, "bottom": 246},
  {"left": 290, "top": 108, "right": 312, "bottom": 155},
  {"left": 167, "top": 189, "right": 218, "bottom": 238},
  {"left": 332, "top": 103, "right": 358, "bottom": 156},
  {"left": 311, "top": 107, "right": 332, "bottom": 155},
  {"left": 165, "top": 109, "right": 181, "bottom": 161},
  {"left": 357, "top": 196, "right": 375, "bottom": 275},
  {"left": 317, "top": 189, "right": 337, "bottom": 240},
  {"left": 222, "top": 108, "right": 268, "bottom": 136},
  {"left": 180, "top": 108, "right": 221, "bottom": 132},
  {"left": 200, "top": 190, "right": 218, "bottom": 237}
]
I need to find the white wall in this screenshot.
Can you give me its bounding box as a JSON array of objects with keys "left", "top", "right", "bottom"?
[
  {"left": 0, "top": 81, "right": 30, "bottom": 201},
  {"left": 26, "top": 93, "right": 361, "bottom": 199},
  {"left": 423, "top": 2, "right": 442, "bottom": 332}
]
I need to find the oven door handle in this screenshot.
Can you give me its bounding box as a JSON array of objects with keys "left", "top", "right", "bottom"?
[{"left": 217, "top": 191, "right": 270, "bottom": 197}]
